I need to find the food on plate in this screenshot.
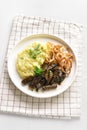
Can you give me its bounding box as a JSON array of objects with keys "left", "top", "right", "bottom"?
[
  {"left": 16, "top": 42, "right": 73, "bottom": 91},
  {"left": 16, "top": 42, "right": 51, "bottom": 78}
]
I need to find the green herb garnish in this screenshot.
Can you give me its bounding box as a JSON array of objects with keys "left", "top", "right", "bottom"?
[
  {"left": 29, "top": 44, "right": 41, "bottom": 59},
  {"left": 34, "top": 66, "right": 44, "bottom": 75}
]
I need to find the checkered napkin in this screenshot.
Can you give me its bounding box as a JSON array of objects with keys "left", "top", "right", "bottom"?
[{"left": 0, "top": 16, "right": 83, "bottom": 119}]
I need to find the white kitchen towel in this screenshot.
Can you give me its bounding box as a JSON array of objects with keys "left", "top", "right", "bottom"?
[{"left": 0, "top": 16, "right": 83, "bottom": 119}]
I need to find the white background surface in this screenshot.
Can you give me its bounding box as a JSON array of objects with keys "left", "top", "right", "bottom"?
[{"left": 0, "top": 0, "right": 87, "bottom": 130}]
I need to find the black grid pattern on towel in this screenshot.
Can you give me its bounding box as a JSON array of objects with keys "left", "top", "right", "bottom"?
[{"left": 0, "top": 16, "right": 82, "bottom": 119}]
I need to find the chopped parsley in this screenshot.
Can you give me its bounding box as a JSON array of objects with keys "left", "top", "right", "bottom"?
[
  {"left": 29, "top": 44, "right": 41, "bottom": 59},
  {"left": 34, "top": 66, "right": 44, "bottom": 75}
]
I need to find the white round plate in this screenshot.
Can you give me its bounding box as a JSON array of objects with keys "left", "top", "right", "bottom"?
[{"left": 8, "top": 34, "right": 77, "bottom": 98}]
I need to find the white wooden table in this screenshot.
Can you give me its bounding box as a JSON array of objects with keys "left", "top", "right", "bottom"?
[{"left": 0, "top": 0, "right": 87, "bottom": 129}]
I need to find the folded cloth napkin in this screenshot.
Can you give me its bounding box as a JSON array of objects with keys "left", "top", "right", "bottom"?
[{"left": 0, "top": 16, "right": 83, "bottom": 119}]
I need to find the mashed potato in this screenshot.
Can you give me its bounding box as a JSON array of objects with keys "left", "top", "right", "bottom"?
[{"left": 16, "top": 42, "right": 50, "bottom": 78}]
